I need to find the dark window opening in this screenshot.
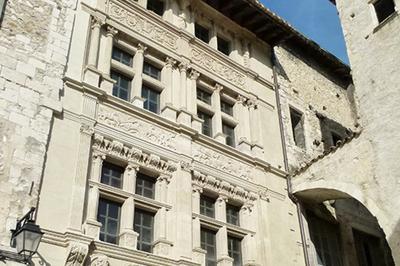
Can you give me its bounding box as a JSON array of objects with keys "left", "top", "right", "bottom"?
[
  {"left": 290, "top": 108, "right": 305, "bottom": 149},
  {"left": 142, "top": 86, "right": 160, "bottom": 114},
  {"left": 197, "top": 89, "right": 212, "bottom": 105},
  {"left": 135, "top": 172, "right": 156, "bottom": 199},
  {"left": 112, "top": 46, "right": 133, "bottom": 67},
  {"left": 223, "top": 123, "right": 235, "bottom": 147},
  {"left": 143, "top": 62, "right": 161, "bottom": 80},
  {"left": 147, "top": 0, "right": 164, "bottom": 16},
  {"left": 217, "top": 36, "right": 231, "bottom": 56},
  {"left": 98, "top": 198, "right": 121, "bottom": 244},
  {"left": 201, "top": 228, "right": 217, "bottom": 266},
  {"left": 318, "top": 114, "right": 350, "bottom": 151},
  {"left": 198, "top": 111, "right": 213, "bottom": 137},
  {"left": 195, "top": 23, "right": 210, "bottom": 43},
  {"left": 228, "top": 236, "right": 242, "bottom": 266},
  {"left": 134, "top": 209, "right": 154, "bottom": 253},
  {"left": 331, "top": 131, "right": 342, "bottom": 147},
  {"left": 374, "top": 0, "right": 396, "bottom": 23},
  {"left": 200, "top": 195, "right": 215, "bottom": 218},
  {"left": 221, "top": 100, "right": 233, "bottom": 116},
  {"left": 353, "top": 228, "right": 389, "bottom": 266},
  {"left": 226, "top": 204, "right": 240, "bottom": 226},
  {"left": 111, "top": 71, "right": 131, "bottom": 101},
  {"left": 101, "top": 161, "right": 124, "bottom": 188}
]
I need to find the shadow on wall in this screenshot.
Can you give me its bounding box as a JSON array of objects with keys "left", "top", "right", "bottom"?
[{"left": 388, "top": 219, "right": 400, "bottom": 265}]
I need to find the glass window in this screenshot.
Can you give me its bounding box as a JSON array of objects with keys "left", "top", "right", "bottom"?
[
  {"left": 222, "top": 123, "right": 235, "bottom": 147},
  {"left": 98, "top": 198, "right": 121, "bottom": 244},
  {"left": 226, "top": 204, "right": 240, "bottom": 226},
  {"left": 143, "top": 62, "right": 161, "bottom": 80},
  {"left": 142, "top": 86, "right": 160, "bottom": 114},
  {"left": 374, "top": 0, "right": 396, "bottom": 23},
  {"left": 228, "top": 236, "right": 242, "bottom": 266},
  {"left": 112, "top": 46, "right": 133, "bottom": 66},
  {"left": 111, "top": 71, "right": 130, "bottom": 101},
  {"left": 197, "top": 89, "right": 212, "bottom": 105},
  {"left": 147, "top": 0, "right": 164, "bottom": 16},
  {"left": 217, "top": 36, "right": 231, "bottom": 56},
  {"left": 200, "top": 195, "right": 215, "bottom": 218},
  {"left": 201, "top": 228, "right": 217, "bottom": 266},
  {"left": 195, "top": 23, "right": 210, "bottom": 43},
  {"left": 101, "top": 161, "right": 124, "bottom": 189},
  {"left": 221, "top": 100, "right": 233, "bottom": 116},
  {"left": 135, "top": 172, "right": 155, "bottom": 199},
  {"left": 290, "top": 108, "right": 305, "bottom": 149},
  {"left": 198, "top": 111, "right": 213, "bottom": 137},
  {"left": 134, "top": 209, "right": 154, "bottom": 253}
]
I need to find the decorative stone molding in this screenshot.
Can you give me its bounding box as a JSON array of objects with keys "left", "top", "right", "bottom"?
[
  {"left": 190, "top": 47, "right": 245, "bottom": 87},
  {"left": 192, "top": 170, "right": 257, "bottom": 203},
  {"left": 165, "top": 57, "right": 176, "bottom": 67},
  {"left": 108, "top": 1, "right": 178, "bottom": 51},
  {"left": 106, "top": 25, "right": 118, "bottom": 37},
  {"left": 91, "top": 16, "right": 104, "bottom": 29},
  {"left": 189, "top": 69, "right": 200, "bottom": 80},
  {"left": 89, "top": 254, "right": 110, "bottom": 266},
  {"left": 97, "top": 106, "right": 177, "bottom": 150},
  {"left": 137, "top": 43, "right": 147, "bottom": 53},
  {"left": 192, "top": 144, "right": 252, "bottom": 180},
  {"left": 93, "top": 134, "right": 177, "bottom": 175},
  {"left": 80, "top": 124, "right": 95, "bottom": 136},
  {"left": 65, "top": 242, "right": 89, "bottom": 266},
  {"left": 180, "top": 160, "right": 193, "bottom": 172}
]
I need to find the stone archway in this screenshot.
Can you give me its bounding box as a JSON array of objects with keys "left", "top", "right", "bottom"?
[{"left": 292, "top": 183, "right": 395, "bottom": 266}]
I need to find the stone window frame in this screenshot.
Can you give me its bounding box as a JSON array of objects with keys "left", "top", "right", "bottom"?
[
  {"left": 369, "top": 0, "right": 399, "bottom": 32},
  {"left": 83, "top": 134, "right": 176, "bottom": 255},
  {"left": 289, "top": 105, "right": 306, "bottom": 150},
  {"left": 191, "top": 170, "right": 257, "bottom": 266}
]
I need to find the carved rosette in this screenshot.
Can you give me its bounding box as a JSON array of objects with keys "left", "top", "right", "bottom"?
[
  {"left": 65, "top": 242, "right": 89, "bottom": 266},
  {"left": 92, "top": 134, "right": 177, "bottom": 175},
  {"left": 108, "top": 2, "right": 178, "bottom": 50},
  {"left": 192, "top": 170, "right": 257, "bottom": 203}
]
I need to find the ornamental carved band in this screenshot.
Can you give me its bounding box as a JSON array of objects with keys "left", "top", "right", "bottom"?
[
  {"left": 108, "top": 2, "right": 178, "bottom": 51},
  {"left": 193, "top": 170, "right": 258, "bottom": 203},
  {"left": 93, "top": 134, "right": 177, "bottom": 175},
  {"left": 191, "top": 47, "right": 246, "bottom": 88},
  {"left": 65, "top": 242, "right": 89, "bottom": 266}
]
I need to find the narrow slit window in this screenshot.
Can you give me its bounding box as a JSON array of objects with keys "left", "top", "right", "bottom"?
[{"left": 290, "top": 107, "right": 305, "bottom": 149}]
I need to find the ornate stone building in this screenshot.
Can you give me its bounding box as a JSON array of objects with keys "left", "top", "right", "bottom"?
[{"left": 0, "top": 0, "right": 397, "bottom": 265}]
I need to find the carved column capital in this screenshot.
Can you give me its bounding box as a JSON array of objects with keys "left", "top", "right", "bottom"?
[
  {"left": 92, "top": 150, "right": 106, "bottom": 161},
  {"left": 137, "top": 43, "right": 148, "bottom": 54},
  {"left": 192, "top": 184, "right": 203, "bottom": 195},
  {"left": 126, "top": 161, "right": 140, "bottom": 172},
  {"left": 189, "top": 69, "right": 200, "bottom": 80},
  {"left": 180, "top": 161, "right": 193, "bottom": 172},
  {"left": 247, "top": 96, "right": 258, "bottom": 109},
  {"left": 179, "top": 62, "right": 189, "bottom": 72},
  {"left": 91, "top": 17, "right": 104, "bottom": 29},
  {"left": 165, "top": 57, "right": 176, "bottom": 68},
  {"left": 217, "top": 194, "right": 229, "bottom": 203},
  {"left": 236, "top": 95, "right": 248, "bottom": 105},
  {"left": 106, "top": 26, "right": 118, "bottom": 37},
  {"left": 213, "top": 83, "right": 223, "bottom": 93},
  {"left": 80, "top": 124, "right": 94, "bottom": 136},
  {"left": 157, "top": 174, "right": 172, "bottom": 184}
]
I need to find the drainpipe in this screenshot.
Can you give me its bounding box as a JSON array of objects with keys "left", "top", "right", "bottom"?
[{"left": 271, "top": 47, "right": 311, "bottom": 266}]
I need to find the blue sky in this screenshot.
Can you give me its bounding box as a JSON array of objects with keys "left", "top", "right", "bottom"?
[{"left": 261, "top": 0, "right": 349, "bottom": 64}]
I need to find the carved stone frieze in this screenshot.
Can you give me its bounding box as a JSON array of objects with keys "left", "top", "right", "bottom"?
[
  {"left": 192, "top": 170, "right": 257, "bottom": 203},
  {"left": 93, "top": 134, "right": 177, "bottom": 175},
  {"left": 97, "top": 106, "right": 177, "bottom": 150},
  {"left": 192, "top": 144, "right": 252, "bottom": 180},
  {"left": 190, "top": 47, "right": 246, "bottom": 87},
  {"left": 65, "top": 242, "right": 89, "bottom": 266},
  {"left": 108, "top": 2, "right": 178, "bottom": 50},
  {"left": 89, "top": 254, "right": 110, "bottom": 266}
]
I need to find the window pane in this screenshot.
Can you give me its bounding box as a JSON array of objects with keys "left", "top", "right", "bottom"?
[
  {"left": 147, "top": 0, "right": 164, "bottom": 16},
  {"left": 112, "top": 46, "right": 133, "bottom": 66},
  {"left": 200, "top": 196, "right": 215, "bottom": 218},
  {"left": 101, "top": 161, "right": 124, "bottom": 189},
  {"left": 135, "top": 209, "right": 154, "bottom": 253},
  {"left": 197, "top": 89, "right": 212, "bottom": 104},
  {"left": 111, "top": 71, "right": 131, "bottom": 101},
  {"left": 97, "top": 198, "right": 121, "bottom": 244},
  {"left": 198, "top": 111, "right": 213, "bottom": 137},
  {"left": 221, "top": 100, "right": 233, "bottom": 116},
  {"left": 217, "top": 36, "right": 231, "bottom": 56},
  {"left": 142, "top": 86, "right": 160, "bottom": 114},
  {"left": 226, "top": 204, "right": 240, "bottom": 226},
  {"left": 195, "top": 23, "right": 210, "bottom": 43},
  {"left": 201, "top": 228, "right": 217, "bottom": 266},
  {"left": 223, "top": 123, "right": 235, "bottom": 147},
  {"left": 136, "top": 173, "right": 155, "bottom": 199},
  {"left": 143, "top": 62, "right": 161, "bottom": 80},
  {"left": 228, "top": 236, "right": 242, "bottom": 266}
]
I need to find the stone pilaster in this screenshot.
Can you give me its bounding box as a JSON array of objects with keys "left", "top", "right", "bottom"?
[
  {"left": 120, "top": 196, "right": 139, "bottom": 249},
  {"left": 188, "top": 69, "right": 200, "bottom": 115},
  {"left": 212, "top": 84, "right": 225, "bottom": 143},
  {"left": 234, "top": 96, "right": 252, "bottom": 154},
  {"left": 248, "top": 97, "right": 264, "bottom": 158},
  {"left": 132, "top": 43, "right": 147, "bottom": 107},
  {"left": 84, "top": 17, "right": 103, "bottom": 86},
  {"left": 123, "top": 162, "right": 139, "bottom": 193},
  {"left": 240, "top": 203, "right": 256, "bottom": 266},
  {"left": 177, "top": 63, "right": 192, "bottom": 127},
  {"left": 192, "top": 186, "right": 206, "bottom": 264},
  {"left": 99, "top": 26, "right": 118, "bottom": 94},
  {"left": 161, "top": 57, "right": 177, "bottom": 122},
  {"left": 209, "top": 21, "right": 217, "bottom": 49},
  {"left": 217, "top": 226, "right": 233, "bottom": 266}
]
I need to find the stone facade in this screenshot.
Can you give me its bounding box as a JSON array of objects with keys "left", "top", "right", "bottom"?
[{"left": 0, "top": 0, "right": 76, "bottom": 248}]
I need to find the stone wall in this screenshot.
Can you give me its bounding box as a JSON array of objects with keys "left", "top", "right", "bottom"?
[
  {"left": 274, "top": 45, "right": 358, "bottom": 170},
  {"left": 0, "top": 0, "right": 76, "bottom": 246}
]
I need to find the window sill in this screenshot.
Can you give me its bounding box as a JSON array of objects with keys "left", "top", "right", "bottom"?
[{"left": 373, "top": 11, "right": 398, "bottom": 33}]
